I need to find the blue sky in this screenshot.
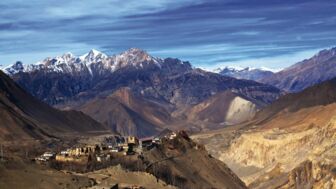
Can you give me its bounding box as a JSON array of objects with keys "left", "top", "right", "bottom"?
[{"left": 0, "top": 0, "right": 335, "bottom": 70}]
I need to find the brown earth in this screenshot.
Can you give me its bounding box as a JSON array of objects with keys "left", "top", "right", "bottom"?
[
  {"left": 77, "top": 88, "right": 261, "bottom": 137},
  {"left": 0, "top": 70, "right": 110, "bottom": 142},
  {"left": 142, "top": 132, "right": 248, "bottom": 189},
  {"left": 193, "top": 78, "right": 336, "bottom": 188},
  {"left": 186, "top": 90, "right": 259, "bottom": 125},
  {"left": 0, "top": 158, "right": 94, "bottom": 189},
  {"left": 77, "top": 87, "right": 171, "bottom": 137},
  {"left": 85, "top": 165, "right": 177, "bottom": 189}
]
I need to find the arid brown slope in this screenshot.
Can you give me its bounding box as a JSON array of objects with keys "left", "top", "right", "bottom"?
[
  {"left": 193, "top": 78, "right": 336, "bottom": 188},
  {"left": 85, "top": 165, "right": 177, "bottom": 189},
  {"left": 78, "top": 88, "right": 265, "bottom": 137},
  {"left": 0, "top": 158, "right": 94, "bottom": 189},
  {"left": 77, "top": 88, "right": 171, "bottom": 137},
  {"left": 143, "top": 132, "right": 247, "bottom": 189},
  {"left": 186, "top": 90, "right": 261, "bottom": 125},
  {"left": 0, "top": 70, "right": 109, "bottom": 142},
  {"left": 253, "top": 77, "right": 336, "bottom": 125}
]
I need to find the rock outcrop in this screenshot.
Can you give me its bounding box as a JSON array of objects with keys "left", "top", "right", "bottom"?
[{"left": 193, "top": 78, "right": 336, "bottom": 188}]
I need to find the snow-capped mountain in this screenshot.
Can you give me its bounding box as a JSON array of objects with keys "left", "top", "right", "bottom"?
[
  {"left": 2, "top": 48, "right": 281, "bottom": 108},
  {"left": 2, "top": 48, "right": 282, "bottom": 136},
  {"left": 2, "top": 48, "right": 163, "bottom": 76},
  {"left": 215, "top": 66, "right": 276, "bottom": 81},
  {"left": 3, "top": 61, "right": 25, "bottom": 75},
  {"left": 79, "top": 49, "right": 108, "bottom": 64}
]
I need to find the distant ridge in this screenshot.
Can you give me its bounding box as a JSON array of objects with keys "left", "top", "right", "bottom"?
[
  {"left": 260, "top": 47, "right": 336, "bottom": 92},
  {"left": 0, "top": 70, "right": 109, "bottom": 142},
  {"left": 216, "top": 66, "right": 276, "bottom": 81},
  {"left": 254, "top": 76, "right": 336, "bottom": 123}
]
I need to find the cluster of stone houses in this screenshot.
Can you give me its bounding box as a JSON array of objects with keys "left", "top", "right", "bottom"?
[
  {"left": 35, "top": 152, "right": 56, "bottom": 162},
  {"left": 35, "top": 132, "right": 178, "bottom": 164}
]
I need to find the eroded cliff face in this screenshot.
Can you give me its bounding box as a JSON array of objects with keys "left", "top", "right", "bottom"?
[
  {"left": 225, "top": 96, "right": 257, "bottom": 124},
  {"left": 248, "top": 159, "right": 336, "bottom": 189},
  {"left": 186, "top": 91, "right": 258, "bottom": 125},
  {"left": 282, "top": 160, "right": 336, "bottom": 189},
  {"left": 193, "top": 104, "right": 336, "bottom": 188},
  {"left": 221, "top": 113, "right": 336, "bottom": 185},
  {"left": 222, "top": 119, "right": 333, "bottom": 168}
]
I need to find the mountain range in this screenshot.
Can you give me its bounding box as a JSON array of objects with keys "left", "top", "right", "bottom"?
[
  {"left": 4, "top": 47, "right": 336, "bottom": 137},
  {"left": 3, "top": 48, "right": 281, "bottom": 137},
  {"left": 2, "top": 46, "right": 336, "bottom": 188},
  {"left": 215, "top": 66, "right": 276, "bottom": 81},
  {"left": 0, "top": 69, "right": 248, "bottom": 189},
  {"left": 260, "top": 47, "right": 336, "bottom": 92},
  {"left": 217, "top": 47, "right": 336, "bottom": 93}
]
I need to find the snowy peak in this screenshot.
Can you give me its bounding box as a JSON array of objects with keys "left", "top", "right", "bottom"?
[
  {"left": 216, "top": 66, "right": 275, "bottom": 81},
  {"left": 2, "top": 48, "right": 164, "bottom": 76},
  {"left": 214, "top": 66, "right": 245, "bottom": 72},
  {"left": 43, "top": 52, "right": 77, "bottom": 66},
  {"left": 115, "top": 48, "right": 161, "bottom": 67},
  {"left": 215, "top": 66, "right": 279, "bottom": 74},
  {"left": 61, "top": 52, "right": 76, "bottom": 61},
  {"left": 214, "top": 66, "right": 246, "bottom": 74},
  {"left": 89, "top": 49, "right": 103, "bottom": 56},
  {"left": 80, "top": 49, "right": 108, "bottom": 64},
  {"left": 123, "top": 47, "right": 148, "bottom": 55},
  {"left": 3, "top": 61, "right": 25, "bottom": 75}
]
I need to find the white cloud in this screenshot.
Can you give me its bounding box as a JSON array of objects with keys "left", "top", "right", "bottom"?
[{"left": 44, "top": 0, "right": 202, "bottom": 19}]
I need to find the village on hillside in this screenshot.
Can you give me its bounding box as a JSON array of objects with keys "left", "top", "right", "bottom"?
[{"left": 35, "top": 131, "right": 178, "bottom": 166}]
